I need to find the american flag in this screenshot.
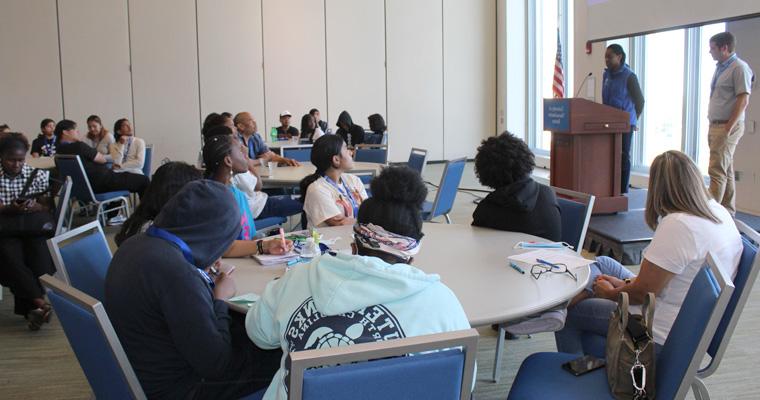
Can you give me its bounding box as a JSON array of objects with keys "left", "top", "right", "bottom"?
[{"left": 553, "top": 29, "right": 565, "bottom": 98}]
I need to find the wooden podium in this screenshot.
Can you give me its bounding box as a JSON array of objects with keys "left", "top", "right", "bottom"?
[{"left": 544, "top": 98, "right": 629, "bottom": 214}]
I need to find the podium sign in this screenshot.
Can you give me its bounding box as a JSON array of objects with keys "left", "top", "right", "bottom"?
[{"left": 544, "top": 98, "right": 630, "bottom": 214}]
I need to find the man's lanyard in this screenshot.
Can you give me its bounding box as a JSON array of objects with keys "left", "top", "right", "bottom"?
[
  {"left": 324, "top": 175, "right": 359, "bottom": 217},
  {"left": 146, "top": 226, "right": 214, "bottom": 288}
]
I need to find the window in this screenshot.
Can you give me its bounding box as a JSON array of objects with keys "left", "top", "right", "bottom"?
[
  {"left": 530, "top": 0, "right": 571, "bottom": 152},
  {"left": 641, "top": 29, "right": 685, "bottom": 165},
  {"left": 697, "top": 23, "right": 727, "bottom": 173}
]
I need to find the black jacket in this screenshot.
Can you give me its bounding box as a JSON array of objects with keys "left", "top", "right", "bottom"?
[
  {"left": 105, "top": 180, "right": 245, "bottom": 399},
  {"left": 335, "top": 111, "right": 365, "bottom": 147},
  {"left": 472, "top": 178, "right": 561, "bottom": 241}
]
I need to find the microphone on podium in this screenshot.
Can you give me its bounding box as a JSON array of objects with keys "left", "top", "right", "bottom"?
[{"left": 574, "top": 72, "right": 593, "bottom": 98}]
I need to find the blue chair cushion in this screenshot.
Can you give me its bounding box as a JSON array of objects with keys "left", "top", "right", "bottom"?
[
  {"left": 60, "top": 232, "right": 112, "bottom": 301},
  {"left": 422, "top": 201, "right": 433, "bottom": 213},
  {"left": 238, "top": 388, "right": 266, "bottom": 400},
  {"left": 94, "top": 191, "right": 130, "bottom": 202},
  {"left": 254, "top": 216, "right": 287, "bottom": 230},
  {"left": 507, "top": 352, "right": 614, "bottom": 400},
  {"left": 558, "top": 197, "right": 587, "bottom": 251},
  {"left": 302, "top": 349, "right": 464, "bottom": 400}
]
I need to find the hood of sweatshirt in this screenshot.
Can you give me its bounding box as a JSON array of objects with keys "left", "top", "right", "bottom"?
[
  {"left": 152, "top": 179, "right": 241, "bottom": 268},
  {"left": 483, "top": 177, "right": 540, "bottom": 213},
  {"left": 336, "top": 111, "right": 354, "bottom": 128},
  {"left": 307, "top": 252, "right": 440, "bottom": 316}
]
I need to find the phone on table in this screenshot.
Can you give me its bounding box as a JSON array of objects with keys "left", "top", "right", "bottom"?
[{"left": 561, "top": 355, "right": 606, "bottom": 376}]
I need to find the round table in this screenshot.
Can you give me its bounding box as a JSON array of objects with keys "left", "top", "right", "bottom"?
[
  {"left": 226, "top": 223, "right": 591, "bottom": 327},
  {"left": 256, "top": 162, "right": 383, "bottom": 187}
]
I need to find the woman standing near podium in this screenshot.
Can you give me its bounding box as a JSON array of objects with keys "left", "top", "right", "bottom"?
[{"left": 602, "top": 44, "right": 644, "bottom": 194}]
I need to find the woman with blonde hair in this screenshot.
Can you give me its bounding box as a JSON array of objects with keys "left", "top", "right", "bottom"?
[
  {"left": 555, "top": 150, "right": 742, "bottom": 353},
  {"left": 82, "top": 115, "right": 114, "bottom": 156}
]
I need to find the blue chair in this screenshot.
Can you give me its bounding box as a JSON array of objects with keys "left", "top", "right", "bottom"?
[
  {"left": 53, "top": 176, "right": 73, "bottom": 235},
  {"left": 47, "top": 221, "right": 112, "bottom": 302},
  {"left": 422, "top": 157, "right": 466, "bottom": 224},
  {"left": 55, "top": 154, "right": 131, "bottom": 228},
  {"left": 354, "top": 144, "right": 388, "bottom": 164},
  {"left": 287, "top": 329, "right": 478, "bottom": 400},
  {"left": 40, "top": 275, "right": 146, "bottom": 400},
  {"left": 552, "top": 186, "right": 595, "bottom": 254},
  {"left": 507, "top": 252, "right": 735, "bottom": 400},
  {"left": 282, "top": 146, "right": 312, "bottom": 162},
  {"left": 407, "top": 148, "right": 428, "bottom": 176},
  {"left": 254, "top": 216, "right": 288, "bottom": 231},
  {"left": 692, "top": 219, "right": 760, "bottom": 400},
  {"left": 142, "top": 144, "right": 153, "bottom": 177}
]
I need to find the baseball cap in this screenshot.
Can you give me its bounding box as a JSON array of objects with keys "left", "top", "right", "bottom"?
[{"left": 279, "top": 111, "right": 292, "bottom": 118}]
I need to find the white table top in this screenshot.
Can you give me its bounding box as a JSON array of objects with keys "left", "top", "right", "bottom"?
[
  {"left": 225, "top": 223, "right": 591, "bottom": 327},
  {"left": 257, "top": 162, "right": 383, "bottom": 187},
  {"left": 25, "top": 156, "right": 56, "bottom": 170}
]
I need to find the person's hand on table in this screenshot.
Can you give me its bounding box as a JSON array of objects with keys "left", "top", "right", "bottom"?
[
  {"left": 262, "top": 238, "right": 294, "bottom": 255},
  {"left": 284, "top": 158, "right": 300, "bottom": 167}
]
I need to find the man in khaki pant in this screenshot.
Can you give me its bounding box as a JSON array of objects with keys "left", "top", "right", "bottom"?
[{"left": 707, "top": 32, "right": 754, "bottom": 215}]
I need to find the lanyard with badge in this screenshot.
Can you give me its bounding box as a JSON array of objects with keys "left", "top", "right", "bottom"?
[
  {"left": 146, "top": 226, "right": 215, "bottom": 288},
  {"left": 324, "top": 175, "right": 359, "bottom": 217},
  {"left": 43, "top": 136, "right": 56, "bottom": 156},
  {"left": 121, "top": 137, "right": 133, "bottom": 164}
]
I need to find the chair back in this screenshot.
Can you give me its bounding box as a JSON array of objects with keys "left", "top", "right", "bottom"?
[
  {"left": 657, "top": 253, "right": 735, "bottom": 400},
  {"left": 142, "top": 145, "right": 153, "bottom": 177},
  {"left": 282, "top": 146, "right": 313, "bottom": 162},
  {"left": 254, "top": 216, "right": 288, "bottom": 231},
  {"left": 53, "top": 176, "right": 73, "bottom": 235},
  {"left": 40, "top": 275, "right": 146, "bottom": 400},
  {"left": 287, "top": 329, "right": 478, "bottom": 400},
  {"left": 47, "top": 221, "right": 112, "bottom": 301},
  {"left": 701, "top": 220, "right": 760, "bottom": 377},
  {"left": 352, "top": 169, "right": 377, "bottom": 186},
  {"left": 551, "top": 186, "right": 595, "bottom": 254},
  {"left": 407, "top": 148, "right": 428, "bottom": 176},
  {"left": 54, "top": 155, "right": 97, "bottom": 204},
  {"left": 354, "top": 144, "right": 388, "bottom": 164},
  {"left": 426, "top": 157, "right": 466, "bottom": 220}
]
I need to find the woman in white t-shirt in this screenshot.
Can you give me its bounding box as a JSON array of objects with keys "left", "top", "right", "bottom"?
[
  {"left": 300, "top": 134, "right": 368, "bottom": 228},
  {"left": 555, "top": 150, "right": 742, "bottom": 353},
  {"left": 110, "top": 118, "right": 146, "bottom": 175}
]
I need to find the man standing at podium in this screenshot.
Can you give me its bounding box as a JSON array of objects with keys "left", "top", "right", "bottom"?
[
  {"left": 602, "top": 44, "right": 644, "bottom": 194},
  {"left": 707, "top": 31, "right": 754, "bottom": 215}
]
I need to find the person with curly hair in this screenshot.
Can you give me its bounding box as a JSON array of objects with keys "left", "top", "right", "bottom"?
[
  {"left": 246, "top": 166, "right": 471, "bottom": 400},
  {"left": 472, "top": 131, "right": 561, "bottom": 241}
]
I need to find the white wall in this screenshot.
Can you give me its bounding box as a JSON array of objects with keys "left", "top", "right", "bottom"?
[
  {"left": 0, "top": 0, "right": 63, "bottom": 136},
  {"left": 2, "top": 1, "right": 497, "bottom": 164}
]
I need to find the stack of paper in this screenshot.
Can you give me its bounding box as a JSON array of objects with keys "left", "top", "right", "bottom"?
[
  {"left": 508, "top": 249, "right": 592, "bottom": 270},
  {"left": 252, "top": 251, "right": 299, "bottom": 266},
  {"left": 229, "top": 292, "right": 260, "bottom": 308}
]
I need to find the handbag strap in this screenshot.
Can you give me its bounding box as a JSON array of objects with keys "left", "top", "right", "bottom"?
[
  {"left": 18, "top": 168, "right": 40, "bottom": 198},
  {"left": 641, "top": 292, "right": 656, "bottom": 335},
  {"left": 617, "top": 292, "right": 630, "bottom": 327}
]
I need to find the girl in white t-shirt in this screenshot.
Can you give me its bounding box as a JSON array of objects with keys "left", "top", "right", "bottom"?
[
  {"left": 555, "top": 150, "right": 742, "bottom": 352},
  {"left": 300, "top": 134, "right": 368, "bottom": 228}
]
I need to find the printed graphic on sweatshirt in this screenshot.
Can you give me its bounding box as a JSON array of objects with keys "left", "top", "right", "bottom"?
[{"left": 285, "top": 297, "right": 406, "bottom": 352}]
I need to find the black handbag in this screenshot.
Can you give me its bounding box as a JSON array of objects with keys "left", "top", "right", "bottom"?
[{"left": 0, "top": 169, "right": 56, "bottom": 237}]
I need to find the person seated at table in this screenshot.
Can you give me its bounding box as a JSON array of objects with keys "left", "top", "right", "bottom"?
[
  {"left": 115, "top": 161, "right": 202, "bottom": 246},
  {"left": 110, "top": 118, "right": 146, "bottom": 175},
  {"left": 246, "top": 166, "right": 471, "bottom": 400},
  {"left": 55, "top": 119, "right": 149, "bottom": 197},
  {"left": 30, "top": 118, "right": 57, "bottom": 158},
  {"left": 203, "top": 130, "right": 294, "bottom": 257},
  {"left": 275, "top": 111, "right": 298, "bottom": 140},
  {"left": 299, "top": 113, "right": 324, "bottom": 143},
  {"left": 366, "top": 113, "right": 386, "bottom": 144},
  {"left": 203, "top": 125, "right": 303, "bottom": 224},
  {"left": 300, "top": 134, "right": 368, "bottom": 228},
  {"left": 472, "top": 132, "right": 561, "bottom": 241},
  {"left": 105, "top": 180, "right": 286, "bottom": 400},
  {"left": 82, "top": 115, "right": 114, "bottom": 156},
  {"left": 309, "top": 108, "right": 328, "bottom": 134},
  {"left": 0, "top": 132, "right": 56, "bottom": 330},
  {"left": 233, "top": 112, "right": 299, "bottom": 167},
  {"left": 555, "top": 150, "right": 742, "bottom": 354},
  {"left": 335, "top": 110, "right": 365, "bottom": 148}
]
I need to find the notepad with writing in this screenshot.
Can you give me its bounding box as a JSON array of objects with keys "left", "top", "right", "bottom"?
[
  {"left": 508, "top": 249, "right": 592, "bottom": 270},
  {"left": 252, "top": 252, "right": 299, "bottom": 266}
]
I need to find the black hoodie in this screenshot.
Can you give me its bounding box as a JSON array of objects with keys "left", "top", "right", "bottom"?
[
  {"left": 336, "top": 111, "right": 365, "bottom": 147},
  {"left": 472, "top": 178, "right": 561, "bottom": 241},
  {"left": 105, "top": 180, "right": 246, "bottom": 399}
]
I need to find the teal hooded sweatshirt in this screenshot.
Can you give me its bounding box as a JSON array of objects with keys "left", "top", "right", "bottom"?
[{"left": 246, "top": 252, "right": 471, "bottom": 400}]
